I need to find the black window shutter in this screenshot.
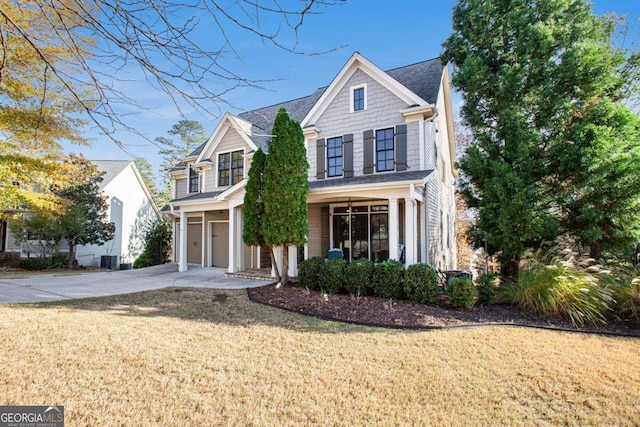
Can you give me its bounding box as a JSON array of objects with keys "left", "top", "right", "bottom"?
[
  {"left": 316, "top": 138, "right": 326, "bottom": 180},
  {"left": 396, "top": 124, "right": 408, "bottom": 171},
  {"left": 363, "top": 130, "right": 374, "bottom": 174},
  {"left": 343, "top": 134, "right": 354, "bottom": 178}
]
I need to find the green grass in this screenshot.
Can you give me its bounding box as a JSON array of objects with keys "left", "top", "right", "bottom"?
[{"left": 0, "top": 287, "right": 639, "bottom": 426}]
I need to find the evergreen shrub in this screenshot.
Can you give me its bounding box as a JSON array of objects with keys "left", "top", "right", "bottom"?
[
  {"left": 404, "top": 263, "right": 438, "bottom": 304},
  {"left": 372, "top": 259, "right": 405, "bottom": 299}
]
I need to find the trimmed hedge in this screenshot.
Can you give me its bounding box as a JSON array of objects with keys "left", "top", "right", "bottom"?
[
  {"left": 404, "top": 263, "right": 438, "bottom": 304},
  {"left": 319, "top": 258, "right": 347, "bottom": 294},
  {"left": 133, "top": 251, "right": 153, "bottom": 269},
  {"left": 19, "top": 255, "right": 66, "bottom": 270},
  {"left": 298, "top": 256, "right": 324, "bottom": 290},
  {"left": 343, "top": 259, "right": 374, "bottom": 296},
  {"left": 447, "top": 278, "right": 478, "bottom": 310},
  {"left": 372, "top": 259, "right": 405, "bottom": 299}
]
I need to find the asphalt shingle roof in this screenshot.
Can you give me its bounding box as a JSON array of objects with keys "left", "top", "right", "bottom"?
[
  {"left": 309, "top": 170, "right": 433, "bottom": 190},
  {"left": 91, "top": 160, "right": 132, "bottom": 189},
  {"left": 183, "top": 56, "right": 444, "bottom": 156}
]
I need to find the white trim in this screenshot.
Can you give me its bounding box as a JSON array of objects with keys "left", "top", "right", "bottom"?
[
  {"left": 349, "top": 83, "right": 367, "bottom": 113},
  {"left": 215, "top": 148, "right": 246, "bottom": 188},
  {"left": 302, "top": 53, "right": 428, "bottom": 128},
  {"left": 196, "top": 113, "right": 258, "bottom": 164}
]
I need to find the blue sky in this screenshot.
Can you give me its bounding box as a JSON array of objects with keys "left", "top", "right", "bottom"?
[{"left": 68, "top": 0, "right": 640, "bottom": 183}]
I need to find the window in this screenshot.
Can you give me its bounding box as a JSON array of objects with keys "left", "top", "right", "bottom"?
[
  {"left": 188, "top": 165, "right": 199, "bottom": 193},
  {"left": 218, "top": 150, "right": 244, "bottom": 186},
  {"left": 375, "top": 128, "right": 395, "bottom": 172},
  {"left": 350, "top": 84, "right": 366, "bottom": 112},
  {"left": 353, "top": 87, "right": 364, "bottom": 111},
  {"left": 332, "top": 203, "right": 389, "bottom": 263},
  {"left": 326, "top": 136, "right": 343, "bottom": 177}
]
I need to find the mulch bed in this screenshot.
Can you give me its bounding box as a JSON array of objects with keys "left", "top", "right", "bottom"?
[{"left": 248, "top": 284, "right": 640, "bottom": 337}]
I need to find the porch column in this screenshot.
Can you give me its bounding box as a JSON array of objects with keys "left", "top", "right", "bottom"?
[
  {"left": 389, "top": 198, "right": 399, "bottom": 261},
  {"left": 420, "top": 201, "right": 428, "bottom": 264},
  {"left": 228, "top": 206, "right": 237, "bottom": 273},
  {"left": 179, "top": 210, "right": 188, "bottom": 272},
  {"left": 288, "top": 245, "right": 297, "bottom": 278},
  {"left": 404, "top": 198, "right": 417, "bottom": 265}
]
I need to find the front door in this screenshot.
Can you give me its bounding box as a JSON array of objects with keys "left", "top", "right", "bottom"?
[{"left": 210, "top": 222, "right": 229, "bottom": 267}]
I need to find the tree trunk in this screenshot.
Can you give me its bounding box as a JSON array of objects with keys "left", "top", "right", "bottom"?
[
  {"left": 500, "top": 255, "right": 520, "bottom": 281},
  {"left": 68, "top": 241, "right": 76, "bottom": 269},
  {"left": 281, "top": 245, "right": 289, "bottom": 286},
  {"left": 269, "top": 246, "right": 281, "bottom": 284},
  {"left": 589, "top": 241, "right": 603, "bottom": 259}
]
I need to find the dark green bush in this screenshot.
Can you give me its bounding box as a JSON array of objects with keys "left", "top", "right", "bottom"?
[
  {"left": 19, "top": 255, "right": 67, "bottom": 270},
  {"left": 372, "top": 259, "right": 405, "bottom": 299},
  {"left": 133, "top": 219, "right": 172, "bottom": 270},
  {"left": 477, "top": 273, "right": 498, "bottom": 305},
  {"left": 404, "top": 263, "right": 438, "bottom": 304},
  {"left": 343, "top": 259, "right": 374, "bottom": 296},
  {"left": 133, "top": 251, "right": 153, "bottom": 269},
  {"left": 319, "top": 258, "right": 346, "bottom": 294},
  {"left": 298, "top": 256, "right": 324, "bottom": 290},
  {"left": 19, "top": 257, "right": 50, "bottom": 270},
  {"left": 447, "top": 278, "right": 478, "bottom": 310}
]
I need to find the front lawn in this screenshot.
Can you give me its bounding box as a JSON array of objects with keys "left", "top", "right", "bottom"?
[{"left": 0, "top": 287, "right": 638, "bottom": 426}]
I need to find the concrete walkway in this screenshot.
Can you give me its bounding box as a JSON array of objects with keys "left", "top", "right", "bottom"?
[{"left": 0, "top": 264, "right": 271, "bottom": 304}]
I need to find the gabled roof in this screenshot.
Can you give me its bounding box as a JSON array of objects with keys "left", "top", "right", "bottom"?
[
  {"left": 91, "top": 160, "right": 132, "bottom": 189},
  {"left": 179, "top": 53, "right": 444, "bottom": 159}
]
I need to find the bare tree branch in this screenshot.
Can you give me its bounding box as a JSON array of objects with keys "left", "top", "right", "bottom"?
[{"left": 0, "top": 0, "right": 346, "bottom": 150}]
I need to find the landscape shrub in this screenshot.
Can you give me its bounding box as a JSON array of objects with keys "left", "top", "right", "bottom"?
[
  {"left": 372, "top": 259, "right": 405, "bottom": 299},
  {"left": 142, "top": 220, "right": 172, "bottom": 266},
  {"left": 319, "top": 258, "right": 346, "bottom": 294},
  {"left": 133, "top": 251, "right": 153, "bottom": 269},
  {"left": 447, "top": 278, "right": 478, "bottom": 310},
  {"left": 500, "top": 264, "right": 613, "bottom": 326},
  {"left": 343, "top": 259, "right": 374, "bottom": 296},
  {"left": 298, "top": 256, "right": 324, "bottom": 290},
  {"left": 19, "top": 255, "right": 66, "bottom": 270},
  {"left": 477, "top": 272, "right": 498, "bottom": 305},
  {"left": 404, "top": 263, "right": 438, "bottom": 304}
]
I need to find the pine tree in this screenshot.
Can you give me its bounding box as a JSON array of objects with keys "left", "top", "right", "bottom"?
[{"left": 262, "top": 108, "right": 309, "bottom": 284}]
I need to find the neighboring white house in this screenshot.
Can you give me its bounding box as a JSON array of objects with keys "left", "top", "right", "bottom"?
[
  {"left": 1, "top": 160, "right": 160, "bottom": 267},
  {"left": 163, "top": 52, "right": 458, "bottom": 276}
]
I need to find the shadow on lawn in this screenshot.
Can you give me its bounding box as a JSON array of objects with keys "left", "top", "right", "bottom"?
[{"left": 23, "top": 287, "right": 391, "bottom": 335}]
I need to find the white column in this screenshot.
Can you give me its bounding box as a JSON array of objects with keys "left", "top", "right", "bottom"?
[
  {"left": 289, "top": 245, "right": 297, "bottom": 277},
  {"left": 420, "top": 201, "right": 428, "bottom": 264},
  {"left": 404, "top": 198, "right": 417, "bottom": 265},
  {"left": 201, "top": 212, "right": 206, "bottom": 267},
  {"left": 228, "top": 206, "right": 237, "bottom": 273},
  {"left": 179, "top": 210, "right": 188, "bottom": 272},
  {"left": 389, "top": 198, "right": 399, "bottom": 261}
]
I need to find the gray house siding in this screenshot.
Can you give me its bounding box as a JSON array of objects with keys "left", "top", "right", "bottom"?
[{"left": 310, "top": 69, "right": 420, "bottom": 181}]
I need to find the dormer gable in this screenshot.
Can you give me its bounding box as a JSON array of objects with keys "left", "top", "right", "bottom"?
[
  {"left": 195, "top": 113, "right": 257, "bottom": 164},
  {"left": 301, "top": 52, "right": 430, "bottom": 128}
]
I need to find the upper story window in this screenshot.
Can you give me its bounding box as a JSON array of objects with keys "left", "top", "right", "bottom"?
[
  {"left": 218, "top": 150, "right": 244, "bottom": 186},
  {"left": 327, "top": 136, "right": 343, "bottom": 177},
  {"left": 375, "top": 128, "right": 395, "bottom": 172},
  {"left": 350, "top": 84, "right": 367, "bottom": 112},
  {"left": 188, "top": 165, "right": 199, "bottom": 193}
]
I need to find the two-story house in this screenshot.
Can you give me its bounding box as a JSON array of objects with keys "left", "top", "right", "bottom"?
[{"left": 163, "top": 52, "right": 457, "bottom": 276}]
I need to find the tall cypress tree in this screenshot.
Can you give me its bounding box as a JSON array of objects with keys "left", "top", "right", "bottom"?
[
  {"left": 243, "top": 148, "right": 267, "bottom": 247},
  {"left": 262, "top": 108, "right": 309, "bottom": 284}
]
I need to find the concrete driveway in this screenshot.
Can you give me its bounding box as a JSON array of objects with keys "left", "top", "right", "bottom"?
[{"left": 0, "top": 264, "right": 270, "bottom": 304}]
